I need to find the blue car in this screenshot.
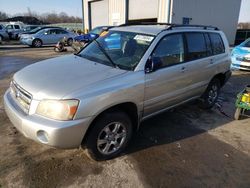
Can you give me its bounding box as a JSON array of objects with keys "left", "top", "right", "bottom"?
[
  {"left": 20, "top": 27, "right": 77, "bottom": 47},
  {"left": 231, "top": 38, "right": 250, "bottom": 71},
  {"left": 74, "top": 26, "right": 112, "bottom": 42}
]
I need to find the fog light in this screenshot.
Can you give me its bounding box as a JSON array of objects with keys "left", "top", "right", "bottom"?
[{"left": 37, "top": 130, "right": 49, "bottom": 143}]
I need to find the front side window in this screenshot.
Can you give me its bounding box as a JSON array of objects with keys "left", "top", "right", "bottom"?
[
  {"left": 186, "top": 33, "right": 207, "bottom": 60},
  {"left": 151, "top": 34, "right": 184, "bottom": 68},
  {"left": 209, "top": 33, "right": 225, "bottom": 55},
  {"left": 48, "top": 29, "right": 57, "bottom": 35},
  {"left": 79, "top": 31, "right": 154, "bottom": 70}
]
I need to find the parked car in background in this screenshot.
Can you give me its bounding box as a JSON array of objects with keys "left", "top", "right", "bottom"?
[
  {"left": 20, "top": 27, "right": 77, "bottom": 47},
  {"left": 5, "top": 22, "right": 24, "bottom": 39},
  {"left": 0, "top": 24, "right": 9, "bottom": 43},
  {"left": 4, "top": 23, "right": 231, "bottom": 160},
  {"left": 231, "top": 38, "right": 250, "bottom": 71},
  {"left": 18, "top": 26, "right": 62, "bottom": 39},
  {"left": 74, "top": 26, "right": 112, "bottom": 43},
  {"left": 12, "top": 25, "right": 40, "bottom": 39},
  {"left": 72, "top": 26, "right": 113, "bottom": 52}
]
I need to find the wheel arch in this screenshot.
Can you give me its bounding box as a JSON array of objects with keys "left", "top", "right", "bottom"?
[
  {"left": 211, "top": 73, "right": 226, "bottom": 86},
  {"left": 81, "top": 102, "right": 139, "bottom": 145}
]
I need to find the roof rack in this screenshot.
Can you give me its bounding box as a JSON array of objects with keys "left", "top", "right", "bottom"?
[
  {"left": 167, "top": 24, "right": 219, "bottom": 31},
  {"left": 118, "top": 22, "right": 172, "bottom": 27},
  {"left": 118, "top": 22, "right": 219, "bottom": 31}
]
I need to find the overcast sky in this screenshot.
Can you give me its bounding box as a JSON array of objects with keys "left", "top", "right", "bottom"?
[{"left": 0, "top": 0, "right": 249, "bottom": 22}]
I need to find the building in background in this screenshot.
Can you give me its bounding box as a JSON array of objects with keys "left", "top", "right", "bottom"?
[{"left": 83, "top": 0, "right": 242, "bottom": 45}]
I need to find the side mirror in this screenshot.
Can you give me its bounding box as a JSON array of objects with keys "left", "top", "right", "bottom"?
[{"left": 145, "top": 56, "right": 162, "bottom": 73}]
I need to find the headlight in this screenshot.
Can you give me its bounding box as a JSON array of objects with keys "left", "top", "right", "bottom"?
[{"left": 36, "top": 99, "right": 79, "bottom": 121}]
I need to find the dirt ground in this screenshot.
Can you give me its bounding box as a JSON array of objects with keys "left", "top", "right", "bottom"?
[{"left": 0, "top": 44, "right": 250, "bottom": 188}]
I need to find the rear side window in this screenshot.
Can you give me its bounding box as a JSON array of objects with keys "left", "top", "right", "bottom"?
[
  {"left": 204, "top": 33, "right": 213, "bottom": 56},
  {"left": 185, "top": 33, "right": 207, "bottom": 60},
  {"left": 14, "top": 25, "right": 20, "bottom": 29},
  {"left": 56, "top": 29, "right": 68, "bottom": 34},
  {"left": 209, "top": 33, "right": 225, "bottom": 55}
]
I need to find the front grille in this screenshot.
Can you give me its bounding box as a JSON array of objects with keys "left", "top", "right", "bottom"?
[
  {"left": 10, "top": 81, "right": 32, "bottom": 114},
  {"left": 236, "top": 57, "right": 250, "bottom": 62}
]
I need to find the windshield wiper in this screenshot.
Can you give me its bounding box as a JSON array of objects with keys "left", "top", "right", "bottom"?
[{"left": 93, "top": 39, "right": 118, "bottom": 69}]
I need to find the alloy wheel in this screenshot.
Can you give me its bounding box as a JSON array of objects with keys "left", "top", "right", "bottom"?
[{"left": 97, "top": 122, "right": 127, "bottom": 155}]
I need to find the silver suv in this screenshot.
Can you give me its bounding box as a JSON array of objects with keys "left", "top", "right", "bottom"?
[{"left": 4, "top": 24, "right": 231, "bottom": 160}]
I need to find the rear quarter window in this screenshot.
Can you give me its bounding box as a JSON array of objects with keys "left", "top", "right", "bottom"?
[
  {"left": 209, "top": 33, "right": 225, "bottom": 55},
  {"left": 14, "top": 25, "right": 20, "bottom": 29}
]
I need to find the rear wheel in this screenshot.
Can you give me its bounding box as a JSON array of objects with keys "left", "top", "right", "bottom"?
[
  {"left": 32, "top": 39, "right": 42, "bottom": 47},
  {"left": 234, "top": 107, "right": 242, "bottom": 120},
  {"left": 67, "top": 38, "right": 73, "bottom": 46},
  {"left": 85, "top": 111, "right": 133, "bottom": 160},
  {"left": 200, "top": 78, "right": 221, "bottom": 109}
]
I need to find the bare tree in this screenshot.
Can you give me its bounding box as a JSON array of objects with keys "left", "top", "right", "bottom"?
[{"left": 0, "top": 11, "right": 8, "bottom": 20}]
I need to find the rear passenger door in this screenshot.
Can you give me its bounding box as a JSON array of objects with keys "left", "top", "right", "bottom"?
[
  {"left": 183, "top": 32, "right": 215, "bottom": 97},
  {"left": 56, "top": 29, "right": 68, "bottom": 41}
]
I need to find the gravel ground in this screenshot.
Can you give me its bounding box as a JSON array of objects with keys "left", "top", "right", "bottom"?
[{"left": 0, "top": 44, "right": 250, "bottom": 188}]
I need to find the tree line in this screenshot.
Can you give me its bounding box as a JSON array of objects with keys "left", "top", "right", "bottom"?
[{"left": 0, "top": 10, "right": 82, "bottom": 24}]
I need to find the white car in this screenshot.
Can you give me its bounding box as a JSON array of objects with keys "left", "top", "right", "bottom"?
[{"left": 231, "top": 38, "right": 250, "bottom": 71}]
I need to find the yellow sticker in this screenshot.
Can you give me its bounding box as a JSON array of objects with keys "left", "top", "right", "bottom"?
[{"left": 100, "top": 31, "right": 109, "bottom": 37}]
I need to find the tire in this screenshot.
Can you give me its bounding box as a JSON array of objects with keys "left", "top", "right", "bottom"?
[
  {"left": 200, "top": 78, "right": 221, "bottom": 109},
  {"left": 67, "top": 38, "right": 73, "bottom": 46},
  {"left": 85, "top": 111, "right": 133, "bottom": 160},
  {"left": 32, "top": 39, "right": 42, "bottom": 47},
  {"left": 234, "top": 107, "right": 242, "bottom": 120}
]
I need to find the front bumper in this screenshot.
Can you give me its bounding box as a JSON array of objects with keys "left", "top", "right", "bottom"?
[
  {"left": 4, "top": 90, "right": 92, "bottom": 149},
  {"left": 20, "top": 38, "right": 33, "bottom": 46},
  {"left": 231, "top": 58, "right": 250, "bottom": 71}
]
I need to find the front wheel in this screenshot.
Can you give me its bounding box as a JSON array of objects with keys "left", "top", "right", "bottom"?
[
  {"left": 32, "top": 39, "right": 42, "bottom": 47},
  {"left": 85, "top": 111, "right": 133, "bottom": 160},
  {"left": 200, "top": 78, "right": 221, "bottom": 109}
]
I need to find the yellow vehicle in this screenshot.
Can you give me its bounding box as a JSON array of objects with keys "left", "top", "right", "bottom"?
[{"left": 235, "top": 85, "right": 250, "bottom": 120}]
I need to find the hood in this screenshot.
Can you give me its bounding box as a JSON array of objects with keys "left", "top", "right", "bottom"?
[
  {"left": 14, "top": 55, "right": 127, "bottom": 100},
  {"left": 233, "top": 46, "right": 250, "bottom": 57}
]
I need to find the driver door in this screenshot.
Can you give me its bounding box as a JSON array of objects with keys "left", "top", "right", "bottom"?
[{"left": 144, "top": 33, "right": 190, "bottom": 116}]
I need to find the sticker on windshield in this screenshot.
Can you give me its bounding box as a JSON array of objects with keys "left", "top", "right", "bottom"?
[{"left": 134, "top": 35, "right": 154, "bottom": 42}]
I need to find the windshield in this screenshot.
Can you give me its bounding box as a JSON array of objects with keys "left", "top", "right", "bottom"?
[
  {"left": 78, "top": 31, "right": 154, "bottom": 70},
  {"left": 90, "top": 27, "right": 103, "bottom": 35}
]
